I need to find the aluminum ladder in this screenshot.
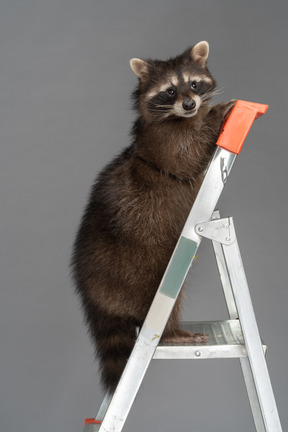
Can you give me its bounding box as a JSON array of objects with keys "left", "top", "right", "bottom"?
[{"left": 83, "top": 100, "right": 282, "bottom": 432}]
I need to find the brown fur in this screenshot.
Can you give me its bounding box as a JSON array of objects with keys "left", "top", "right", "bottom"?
[{"left": 72, "top": 41, "right": 235, "bottom": 393}]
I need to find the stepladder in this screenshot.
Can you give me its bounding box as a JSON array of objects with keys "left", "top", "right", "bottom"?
[{"left": 83, "top": 100, "right": 283, "bottom": 432}]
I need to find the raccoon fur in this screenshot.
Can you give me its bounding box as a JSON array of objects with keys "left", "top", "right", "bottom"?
[{"left": 72, "top": 41, "right": 235, "bottom": 394}]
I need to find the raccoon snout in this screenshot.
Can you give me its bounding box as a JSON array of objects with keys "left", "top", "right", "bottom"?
[{"left": 182, "top": 98, "right": 196, "bottom": 111}]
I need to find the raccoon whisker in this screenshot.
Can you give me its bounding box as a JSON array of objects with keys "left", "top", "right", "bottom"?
[
  {"left": 206, "top": 84, "right": 224, "bottom": 97},
  {"left": 157, "top": 115, "right": 171, "bottom": 123},
  {"left": 153, "top": 104, "right": 173, "bottom": 108},
  {"left": 211, "top": 86, "right": 225, "bottom": 97},
  {"left": 153, "top": 110, "right": 172, "bottom": 115},
  {"left": 211, "top": 89, "right": 224, "bottom": 96},
  {"left": 148, "top": 105, "right": 171, "bottom": 117},
  {"left": 213, "top": 90, "right": 224, "bottom": 97},
  {"left": 216, "top": 83, "right": 225, "bottom": 91},
  {"left": 154, "top": 112, "right": 172, "bottom": 123},
  {"left": 150, "top": 104, "right": 174, "bottom": 111},
  {"left": 202, "top": 87, "right": 224, "bottom": 101},
  {"left": 149, "top": 110, "right": 171, "bottom": 116},
  {"left": 149, "top": 107, "right": 172, "bottom": 117}
]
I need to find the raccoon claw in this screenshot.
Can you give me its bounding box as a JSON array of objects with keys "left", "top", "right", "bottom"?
[
  {"left": 162, "top": 328, "right": 209, "bottom": 344},
  {"left": 191, "top": 332, "right": 210, "bottom": 343}
]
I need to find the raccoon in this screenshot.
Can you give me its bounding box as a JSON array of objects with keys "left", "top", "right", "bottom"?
[{"left": 72, "top": 41, "right": 235, "bottom": 394}]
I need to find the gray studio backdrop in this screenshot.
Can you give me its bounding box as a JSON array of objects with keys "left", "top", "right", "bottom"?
[{"left": 0, "top": 1, "right": 287, "bottom": 431}]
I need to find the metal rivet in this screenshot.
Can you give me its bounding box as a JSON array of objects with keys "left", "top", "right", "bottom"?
[
  {"left": 198, "top": 226, "right": 204, "bottom": 233},
  {"left": 195, "top": 351, "right": 201, "bottom": 357},
  {"left": 225, "top": 237, "right": 231, "bottom": 242}
]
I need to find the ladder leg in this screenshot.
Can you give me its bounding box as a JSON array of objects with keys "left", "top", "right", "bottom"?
[
  {"left": 95, "top": 392, "right": 113, "bottom": 422},
  {"left": 211, "top": 220, "right": 266, "bottom": 432},
  {"left": 240, "top": 357, "right": 266, "bottom": 432},
  {"left": 220, "top": 218, "right": 282, "bottom": 432},
  {"left": 83, "top": 393, "right": 113, "bottom": 432}
]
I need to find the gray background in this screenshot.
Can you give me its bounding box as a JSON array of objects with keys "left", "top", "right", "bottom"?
[{"left": 0, "top": 1, "right": 287, "bottom": 431}]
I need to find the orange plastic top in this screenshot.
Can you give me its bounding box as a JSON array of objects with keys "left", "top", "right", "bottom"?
[{"left": 216, "top": 100, "right": 269, "bottom": 154}]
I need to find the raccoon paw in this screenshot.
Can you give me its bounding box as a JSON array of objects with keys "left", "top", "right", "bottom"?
[
  {"left": 221, "top": 99, "right": 237, "bottom": 118},
  {"left": 209, "top": 99, "right": 236, "bottom": 120},
  {"left": 162, "top": 328, "right": 209, "bottom": 344}
]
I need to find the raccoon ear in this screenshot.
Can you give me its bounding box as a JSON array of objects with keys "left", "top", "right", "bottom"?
[
  {"left": 190, "top": 41, "right": 209, "bottom": 67},
  {"left": 130, "top": 58, "right": 149, "bottom": 80}
]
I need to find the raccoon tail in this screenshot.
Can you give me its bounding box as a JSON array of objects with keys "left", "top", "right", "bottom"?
[{"left": 84, "top": 300, "right": 137, "bottom": 394}]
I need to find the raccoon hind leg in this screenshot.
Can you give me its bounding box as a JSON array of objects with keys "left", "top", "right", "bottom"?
[{"left": 161, "top": 293, "right": 209, "bottom": 344}]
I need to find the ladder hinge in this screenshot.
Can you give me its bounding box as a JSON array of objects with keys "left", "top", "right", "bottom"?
[{"left": 195, "top": 217, "right": 236, "bottom": 245}]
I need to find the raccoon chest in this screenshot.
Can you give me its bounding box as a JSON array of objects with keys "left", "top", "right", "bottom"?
[{"left": 118, "top": 184, "right": 193, "bottom": 246}]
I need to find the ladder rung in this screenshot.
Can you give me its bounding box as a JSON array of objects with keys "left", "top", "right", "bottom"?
[{"left": 153, "top": 320, "right": 267, "bottom": 360}]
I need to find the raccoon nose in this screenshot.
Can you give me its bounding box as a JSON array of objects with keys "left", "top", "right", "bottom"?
[{"left": 182, "top": 98, "right": 196, "bottom": 111}]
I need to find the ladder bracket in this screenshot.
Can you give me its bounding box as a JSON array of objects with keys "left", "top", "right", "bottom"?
[{"left": 195, "top": 217, "right": 236, "bottom": 245}]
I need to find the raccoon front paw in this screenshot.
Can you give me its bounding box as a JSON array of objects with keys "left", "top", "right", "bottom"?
[
  {"left": 221, "top": 99, "right": 237, "bottom": 118},
  {"left": 209, "top": 99, "right": 237, "bottom": 120}
]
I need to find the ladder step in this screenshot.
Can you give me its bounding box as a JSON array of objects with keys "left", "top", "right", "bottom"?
[{"left": 153, "top": 320, "right": 267, "bottom": 360}]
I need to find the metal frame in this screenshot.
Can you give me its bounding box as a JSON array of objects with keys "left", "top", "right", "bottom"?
[{"left": 82, "top": 144, "right": 282, "bottom": 432}]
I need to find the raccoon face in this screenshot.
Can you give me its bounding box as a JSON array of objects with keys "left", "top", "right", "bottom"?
[
  {"left": 144, "top": 74, "right": 215, "bottom": 120},
  {"left": 130, "top": 41, "right": 217, "bottom": 121}
]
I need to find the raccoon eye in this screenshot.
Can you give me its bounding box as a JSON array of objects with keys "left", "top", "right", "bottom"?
[
  {"left": 191, "top": 81, "right": 198, "bottom": 90},
  {"left": 166, "top": 87, "right": 176, "bottom": 96}
]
